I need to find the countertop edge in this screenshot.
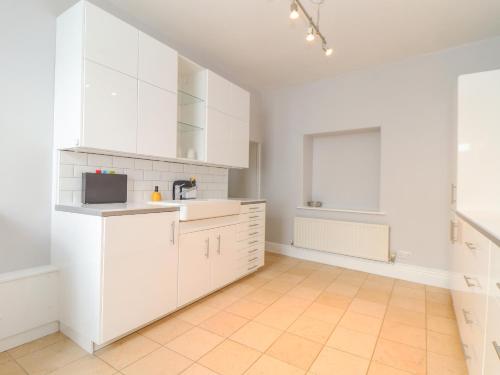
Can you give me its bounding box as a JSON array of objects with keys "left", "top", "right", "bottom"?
[
  {"left": 55, "top": 205, "right": 180, "bottom": 217},
  {"left": 240, "top": 199, "right": 266, "bottom": 205},
  {"left": 454, "top": 210, "right": 500, "bottom": 247}
]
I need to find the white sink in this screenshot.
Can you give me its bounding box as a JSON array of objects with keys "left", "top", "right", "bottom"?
[{"left": 149, "top": 199, "right": 241, "bottom": 221}]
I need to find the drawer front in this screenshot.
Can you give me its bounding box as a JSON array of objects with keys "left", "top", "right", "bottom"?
[
  {"left": 238, "top": 234, "right": 265, "bottom": 248},
  {"left": 237, "top": 226, "right": 265, "bottom": 241},
  {"left": 239, "top": 211, "right": 265, "bottom": 223},
  {"left": 238, "top": 220, "right": 264, "bottom": 233},
  {"left": 240, "top": 203, "right": 265, "bottom": 214}
]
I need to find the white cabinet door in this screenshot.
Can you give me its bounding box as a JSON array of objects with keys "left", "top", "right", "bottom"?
[
  {"left": 137, "top": 81, "right": 177, "bottom": 158},
  {"left": 207, "top": 70, "right": 250, "bottom": 122},
  {"left": 84, "top": 2, "right": 138, "bottom": 77},
  {"left": 138, "top": 32, "right": 177, "bottom": 92},
  {"left": 83, "top": 61, "right": 137, "bottom": 153},
  {"left": 100, "top": 212, "right": 179, "bottom": 343},
  {"left": 206, "top": 108, "right": 249, "bottom": 168},
  {"left": 211, "top": 225, "right": 238, "bottom": 290},
  {"left": 178, "top": 230, "right": 211, "bottom": 306}
]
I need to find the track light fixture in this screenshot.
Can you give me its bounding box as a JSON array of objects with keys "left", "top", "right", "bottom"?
[{"left": 288, "top": 0, "right": 333, "bottom": 57}]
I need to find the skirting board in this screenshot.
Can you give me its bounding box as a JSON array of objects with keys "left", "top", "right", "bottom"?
[
  {"left": 0, "top": 322, "right": 59, "bottom": 353},
  {"left": 266, "top": 241, "right": 450, "bottom": 289}
]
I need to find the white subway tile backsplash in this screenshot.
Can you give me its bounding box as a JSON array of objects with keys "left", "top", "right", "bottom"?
[
  {"left": 60, "top": 151, "right": 87, "bottom": 165},
  {"left": 112, "top": 156, "right": 135, "bottom": 169},
  {"left": 57, "top": 151, "right": 228, "bottom": 204},
  {"left": 134, "top": 159, "right": 153, "bottom": 170},
  {"left": 87, "top": 154, "right": 112, "bottom": 167}
]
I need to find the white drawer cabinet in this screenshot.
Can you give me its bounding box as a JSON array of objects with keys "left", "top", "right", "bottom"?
[
  {"left": 235, "top": 203, "right": 266, "bottom": 275},
  {"left": 451, "top": 214, "right": 500, "bottom": 375}
]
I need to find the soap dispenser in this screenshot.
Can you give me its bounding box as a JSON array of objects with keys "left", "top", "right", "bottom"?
[{"left": 151, "top": 186, "right": 162, "bottom": 202}]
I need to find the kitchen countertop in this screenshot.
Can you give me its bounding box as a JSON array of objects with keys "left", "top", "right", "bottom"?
[
  {"left": 55, "top": 203, "right": 180, "bottom": 217},
  {"left": 230, "top": 198, "right": 267, "bottom": 205},
  {"left": 455, "top": 209, "right": 500, "bottom": 247}
]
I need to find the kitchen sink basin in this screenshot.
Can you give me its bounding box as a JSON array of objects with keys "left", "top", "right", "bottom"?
[{"left": 149, "top": 199, "right": 241, "bottom": 221}]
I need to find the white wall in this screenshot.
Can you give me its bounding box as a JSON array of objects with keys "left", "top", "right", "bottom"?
[
  {"left": 261, "top": 36, "right": 500, "bottom": 270},
  {"left": 0, "top": 0, "right": 61, "bottom": 273},
  {"left": 309, "top": 128, "right": 381, "bottom": 211}
]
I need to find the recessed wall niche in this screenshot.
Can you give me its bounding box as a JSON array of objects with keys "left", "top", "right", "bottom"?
[{"left": 302, "top": 128, "right": 381, "bottom": 211}]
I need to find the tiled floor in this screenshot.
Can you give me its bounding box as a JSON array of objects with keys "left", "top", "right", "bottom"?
[{"left": 0, "top": 253, "right": 468, "bottom": 375}]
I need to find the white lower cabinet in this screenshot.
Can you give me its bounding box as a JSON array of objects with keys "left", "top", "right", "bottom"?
[
  {"left": 451, "top": 214, "right": 500, "bottom": 375},
  {"left": 178, "top": 224, "right": 238, "bottom": 306}
]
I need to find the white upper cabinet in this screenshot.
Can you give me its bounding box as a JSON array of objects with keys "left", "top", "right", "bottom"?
[
  {"left": 84, "top": 61, "right": 138, "bottom": 153},
  {"left": 137, "top": 81, "right": 177, "bottom": 158},
  {"left": 207, "top": 70, "right": 250, "bottom": 122},
  {"left": 206, "top": 108, "right": 249, "bottom": 168},
  {"left": 84, "top": 2, "right": 138, "bottom": 77},
  {"left": 138, "top": 32, "right": 177, "bottom": 92}
]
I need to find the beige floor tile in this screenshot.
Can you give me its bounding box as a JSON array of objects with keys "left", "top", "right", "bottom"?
[
  {"left": 325, "top": 281, "right": 360, "bottom": 298},
  {"left": 348, "top": 298, "right": 386, "bottom": 318},
  {"left": 199, "top": 340, "right": 261, "bottom": 375},
  {"left": 48, "top": 355, "right": 115, "bottom": 375},
  {"left": 220, "top": 283, "right": 255, "bottom": 298},
  {"left": 287, "top": 315, "right": 336, "bottom": 344},
  {"left": 225, "top": 299, "right": 268, "bottom": 319},
  {"left": 384, "top": 305, "right": 426, "bottom": 329},
  {"left": 8, "top": 332, "right": 64, "bottom": 359},
  {"left": 95, "top": 333, "right": 160, "bottom": 370},
  {"left": 244, "top": 288, "right": 283, "bottom": 306},
  {"left": 372, "top": 338, "right": 426, "bottom": 375},
  {"left": 392, "top": 285, "right": 426, "bottom": 301},
  {"left": 267, "top": 332, "right": 322, "bottom": 370},
  {"left": 367, "top": 362, "right": 413, "bottom": 375},
  {"left": 201, "top": 292, "right": 240, "bottom": 310},
  {"left": 335, "top": 276, "right": 366, "bottom": 288},
  {"left": 139, "top": 317, "right": 193, "bottom": 344},
  {"left": 245, "top": 354, "right": 305, "bottom": 375},
  {"left": 302, "top": 303, "right": 345, "bottom": 325},
  {"left": 389, "top": 295, "right": 426, "bottom": 314},
  {"left": 426, "top": 290, "right": 452, "bottom": 305},
  {"left": 427, "top": 351, "right": 468, "bottom": 375},
  {"left": 356, "top": 288, "right": 391, "bottom": 304},
  {"left": 380, "top": 320, "right": 426, "bottom": 349},
  {"left": 326, "top": 326, "right": 377, "bottom": 359},
  {"left": 427, "top": 301, "right": 455, "bottom": 319},
  {"left": 230, "top": 321, "right": 282, "bottom": 352},
  {"left": 0, "top": 352, "right": 12, "bottom": 365},
  {"left": 181, "top": 363, "right": 219, "bottom": 375},
  {"left": 395, "top": 280, "right": 426, "bottom": 290},
  {"left": 0, "top": 360, "right": 26, "bottom": 375},
  {"left": 253, "top": 304, "right": 303, "bottom": 330},
  {"left": 273, "top": 295, "right": 311, "bottom": 311},
  {"left": 425, "top": 285, "right": 450, "bottom": 294},
  {"left": 427, "top": 315, "right": 459, "bottom": 336},
  {"left": 287, "top": 285, "right": 323, "bottom": 301},
  {"left": 299, "top": 278, "right": 331, "bottom": 291},
  {"left": 200, "top": 311, "right": 248, "bottom": 337},
  {"left": 427, "top": 331, "right": 464, "bottom": 359},
  {"left": 310, "top": 347, "right": 369, "bottom": 375},
  {"left": 121, "top": 347, "right": 191, "bottom": 375},
  {"left": 175, "top": 304, "right": 219, "bottom": 325},
  {"left": 338, "top": 312, "right": 382, "bottom": 335},
  {"left": 16, "top": 338, "right": 87, "bottom": 375},
  {"left": 275, "top": 272, "right": 306, "bottom": 285},
  {"left": 315, "top": 291, "right": 352, "bottom": 309},
  {"left": 166, "top": 327, "right": 224, "bottom": 361},
  {"left": 261, "top": 279, "right": 296, "bottom": 294}
]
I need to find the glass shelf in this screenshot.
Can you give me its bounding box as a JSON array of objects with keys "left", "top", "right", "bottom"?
[
  {"left": 178, "top": 121, "right": 204, "bottom": 132},
  {"left": 178, "top": 90, "right": 205, "bottom": 106}
]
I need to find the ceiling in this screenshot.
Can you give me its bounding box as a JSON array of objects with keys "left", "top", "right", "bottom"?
[{"left": 50, "top": 0, "right": 500, "bottom": 91}]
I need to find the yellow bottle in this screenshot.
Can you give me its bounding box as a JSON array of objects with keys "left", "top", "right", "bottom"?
[{"left": 151, "top": 186, "right": 162, "bottom": 201}]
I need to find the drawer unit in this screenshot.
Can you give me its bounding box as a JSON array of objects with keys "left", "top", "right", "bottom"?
[
  {"left": 241, "top": 203, "right": 265, "bottom": 214},
  {"left": 484, "top": 243, "right": 500, "bottom": 375},
  {"left": 239, "top": 211, "right": 265, "bottom": 223}
]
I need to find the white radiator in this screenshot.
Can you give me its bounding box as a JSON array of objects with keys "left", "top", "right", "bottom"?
[{"left": 294, "top": 217, "right": 390, "bottom": 262}]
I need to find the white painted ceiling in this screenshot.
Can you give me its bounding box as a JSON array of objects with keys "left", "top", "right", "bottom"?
[{"left": 51, "top": 0, "right": 500, "bottom": 91}]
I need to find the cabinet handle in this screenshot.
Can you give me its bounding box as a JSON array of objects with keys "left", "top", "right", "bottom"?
[
  {"left": 248, "top": 265, "right": 258, "bottom": 271},
  {"left": 249, "top": 223, "right": 259, "bottom": 228},
  {"left": 249, "top": 206, "right": 259, "bottom": 210},
  {"left": 462, "top": 344, "right": 472, "bottom": 360},
  {"left": 171, "top": 221, "right": 175, "bottom": 245},
  {"left": 451, "top": 184, "right": 457, "bottom": 204},
  {"left": 450, "top": 220, "right": 458, "bottom": 243},
  {"left": 249, "top": 215, "right": 259, "bottom": 219},
  {"left": 249, "top": 232, "right": 258, "bottom": 236},
  {"left": 464, "top": 275, "right": 479, "bottom": 288},
  {"left": 249, "top": 257, "right": 258, "bottom": 262},
  {"left": 205, "top": 238, "right": 210, "bottom": 259},
  {"left": 249, "top": 240, "right": 258, "bottom": 245},
  {"left": 217, "top": 234, "right": 221, "bottom": 255},
  {"left": 248, "top": 248, "right": 259, "bottom": 254},
  {"left": 462, "top": 309, "right": 473, "bottom": 325},
  {"left": 464, "top": 242, "right": 476, "bottom": 251},
  {"left": 493, "top": 341, "right": 500, "bottom": 360}
]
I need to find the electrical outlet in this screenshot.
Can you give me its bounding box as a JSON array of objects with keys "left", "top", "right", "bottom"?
[{"left": 397, "top": 250, "right": 412, "bottom": 261}]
